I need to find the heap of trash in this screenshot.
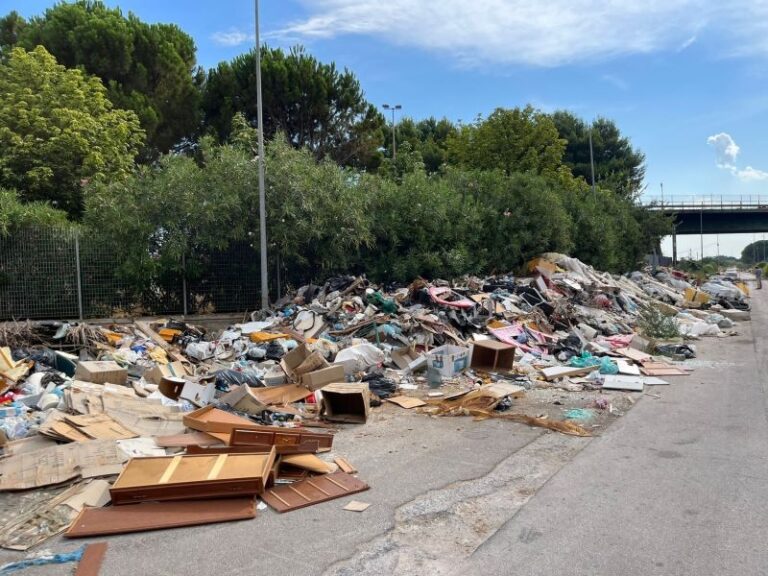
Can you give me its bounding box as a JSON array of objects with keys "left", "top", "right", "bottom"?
[{"left": 0, "top": 253, "right": 750, "bottom": 556}]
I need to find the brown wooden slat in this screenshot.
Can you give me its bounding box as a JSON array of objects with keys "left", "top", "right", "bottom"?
[
  {"left": 75, "top": 542, "right": 108, "bottom": 576},
  {"left": 261, "top": 472, "right": 369, "bottom": 513},
  {"left": 65, "top": 499, "right": 255, "bottom": 538}
]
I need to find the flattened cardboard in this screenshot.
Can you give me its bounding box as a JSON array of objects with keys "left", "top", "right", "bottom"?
[
  {"left": 65, "top": 498, "right": 256, "bottom": 538},
  {"left": 387, "top": 396, "right": 426, "bottom": 409},
  {"left": 74, "top": 361, "right": 128, "bottom": 385},
  {"left": 320, "top": 383, "right": 370, "bottom": 424},
  {"left": 0, "top": 440, "right": 128, "bottom": 491},
  {"left": 110, "top": 449, "right": 276, "bottom": 504},
  {"left": 261, "top": 471, "right": 369, "bottom": 513}
]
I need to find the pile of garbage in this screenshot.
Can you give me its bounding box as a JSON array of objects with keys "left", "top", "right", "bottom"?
[{"left": 0, "top": 254, "right": 749, "bottom": 556}]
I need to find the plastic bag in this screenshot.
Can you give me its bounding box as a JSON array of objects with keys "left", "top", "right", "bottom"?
[{"left": 211, "top": 369, "right": 263, "bottom": 388}]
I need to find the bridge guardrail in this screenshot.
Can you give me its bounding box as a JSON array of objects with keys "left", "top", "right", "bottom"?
[{"left": 642, "top": 195, "right": 768, "bottom": 210}]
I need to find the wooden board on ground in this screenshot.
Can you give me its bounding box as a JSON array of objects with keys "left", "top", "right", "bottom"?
[
  {"left": 65, "top": 499, "right": 256, "bottom": 538},
  {"left": 261, "top": 471, "right": 369, "bottom": 513},
  {"left": 540, "top": 365, "right": 597, "bottom": 381},
  {"left": 615, "top": 347, "right": 653, "bottom": 363}
]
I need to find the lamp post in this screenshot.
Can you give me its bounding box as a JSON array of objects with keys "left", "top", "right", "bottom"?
[
  {"left": 383, "top": 104, "right": 402, "bottom": 162},
  {"left": 254, "top": 0, "right": 268, "bottom": 309},
  {"left": 588, "top": 122, "right": 596, "bottom": 200}
]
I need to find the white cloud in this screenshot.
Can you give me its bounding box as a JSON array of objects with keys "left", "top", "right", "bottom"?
[
  {"left": 274, "top": 1, "right": 768, "bottom": 67},
  {"left": 279, "top": 0, "right": 714, "bottom": 67},
  {"left": 211, "top": 28, "right": 254, "bottom": 47},
  {"left": 707, "top": 132, "right": 740, "bottom": 168},
  {"left": 707, "top": 132, "right": 768, "bottom": 182},
  {"left": 735, "top": 166, "right": 768, "bottom": 181}
]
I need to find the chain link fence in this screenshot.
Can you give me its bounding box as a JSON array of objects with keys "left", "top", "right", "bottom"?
[{"left": 0, "top": 227, "right": 261, "bottom": 320}]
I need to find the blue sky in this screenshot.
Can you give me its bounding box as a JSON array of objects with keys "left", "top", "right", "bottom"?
[{"left": 10, "top": 0, "right": 768, "bottom": 257}]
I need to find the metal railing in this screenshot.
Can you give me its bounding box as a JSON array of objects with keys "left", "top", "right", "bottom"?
[
  {"left": 0, "top": 227, "right": 261, "bottom": 321},
  {"left": 642, "top": 195, "right": 768, "bottom": 210}
]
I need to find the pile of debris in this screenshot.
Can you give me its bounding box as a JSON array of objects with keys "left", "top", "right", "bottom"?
[{"left": 0, "top": 254, "right": 749, "bottom": 561}]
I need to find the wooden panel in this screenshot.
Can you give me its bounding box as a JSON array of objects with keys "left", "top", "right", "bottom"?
[
  {"left": 110, "top": 450, "right": 275, "bottom": 504},
  {"left": 261, "top": 471, "right": 369, "bottom": 513},
  {"left": 74, "top": 542, "right": 108, "bottom": 576},
  {"left": 66, "top": 499, "right": 255, "bottom": 538},
  {"left": 185, "top": 441, "right": 320, "bottom": 455},
  {"left": 230, "top": 427, "right": 333, "bottom": 449}
]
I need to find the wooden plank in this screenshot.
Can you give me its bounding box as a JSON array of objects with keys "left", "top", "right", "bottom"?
[
  {"left": 261, "top": 472, "right": 369, "bottom": 513},
  {"left": 539, "top": 365, "right": 597, "bottom": 381},
  {"left": 333, "top": 457, "right": 357, "bottom": 474},
  {"left": 615, "top": 347, "right": 652, "bottom": 363},
  {"left": 75, "top": 542, "right": 108, "bottom": 576},
  {"left": 65, "top": 499, "right": 256, "bottom": 538}
]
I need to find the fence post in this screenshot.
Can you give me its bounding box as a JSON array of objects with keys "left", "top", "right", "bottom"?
[
  {"left": 74, "top": 233, "right": 84, "bottom": 320},
  {"left": 182, "top": 252, "right": 188, "bottom": 317}
]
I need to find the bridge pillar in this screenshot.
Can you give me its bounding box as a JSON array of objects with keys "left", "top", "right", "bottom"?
[{"left": 672, "top": 231, "right": 677, "bottom": 267}]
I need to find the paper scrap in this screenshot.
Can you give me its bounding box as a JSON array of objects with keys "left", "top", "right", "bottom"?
[{"left": 343, "top": 500, "right": 371, "bottom": 512}]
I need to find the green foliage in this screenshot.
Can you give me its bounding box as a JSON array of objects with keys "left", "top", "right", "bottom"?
[
  {"left": 0, "top": 46, "right": 144, "bottom": 216},
  {"left": 84, "top": 138, "right": 256, "bottom": 287},
  {"left": 0, "top": 187, "right": 70, "bottom": 236},
  {"left": 264, "top": 135, "right": 374, "bottom": 283},
  {"left": 202, "top": 45, "right": 384, "bottom": 171},
  {"left": 385, "top": 117, "right": 457, "bottom": 173},
  {"left": 740, "top": 240, "right": 768, "bottom": 264},
  {"left": 10, "top": 1, "right": 201, "bottom": 156},
  {"left": 552, "top": 111, "right": 646, "bottom": 200},
  {"left": 638, "top": 305, "right": 680, "bottom": 339},
  {"left": 447, "top": 106, "right": 567, "bottom": 178}
]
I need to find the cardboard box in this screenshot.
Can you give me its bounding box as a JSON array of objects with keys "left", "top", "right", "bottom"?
[
  {"left": 219, "top": 384, "right": 268, "bottom": 415},
  {"left": 300, "top": 364, "right": 345, "bottom": 391},
  {"left": 179, "top": 380, "right": 216, "bottom": 407},
  {"left": 391, "top": 346, "right": 427, "bottom": 372},
  {"left": 74, "top": 361, "right": 128, "bottom": 385},
  {"left": 146, "top": 361, "right": 189, "bottom": 386},
  {"left": 320, "top": 383, "right": 370, "bottom": 424},
  {"left": 158, "top": 376, "right": 186, "bottom": 400},
  {"left": 426, "top": 345, "right": 470, "bottom": 378},
  {"left": 470, "top": 341, "right": 515, "bottom": 372}
]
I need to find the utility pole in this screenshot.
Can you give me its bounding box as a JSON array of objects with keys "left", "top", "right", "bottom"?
[
  {"left": 383, "top": 104, "right": 402, "bottom": 164},
  {"left": 588, "top": 124, "right": 596, "bottom": 200},
  {"left": 660, "top": 182, "right": 664, "bottom": 205},
  {"left": 255, "top": 0, "right": 268, "bottom": 309}
]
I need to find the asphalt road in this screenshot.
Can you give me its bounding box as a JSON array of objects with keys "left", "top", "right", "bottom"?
[{"left": 453, "top": 285, "right": 768, "bottom": 576}]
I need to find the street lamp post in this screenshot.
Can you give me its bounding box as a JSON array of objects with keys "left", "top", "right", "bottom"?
[
  {"left": 254, "top": 0, "right": 268, "bottom": 310},
  {"left": 383, "top": 104, "right": 402, "bottom": 162}
]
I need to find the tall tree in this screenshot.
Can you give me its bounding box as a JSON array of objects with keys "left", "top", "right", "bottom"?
[
  {"left": 0, "top": 46, "right": 144, "bottom": 216},
  {"left": 202, "top": 45, "right": 385, "bottom": 170},
  {"left": 8, "top": 1, "right": 200, "bottom": 156},
  {"left": 447, "top": 106, "right": 567, "bottom": 178},
  {"left": 385, "top": 117, "right": 457, "bottom": 173},
  {"left": 552, "top": 111, "right": 646, "bottom": 199}
]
